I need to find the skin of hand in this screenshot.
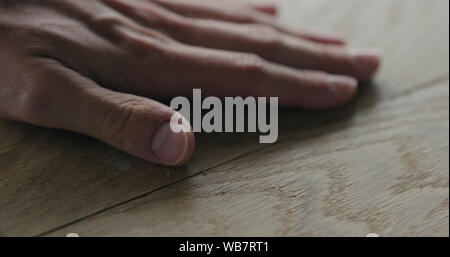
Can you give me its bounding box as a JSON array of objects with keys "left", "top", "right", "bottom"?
[{"left": 0, "top": 0, "right": 380, "bottom": 166}]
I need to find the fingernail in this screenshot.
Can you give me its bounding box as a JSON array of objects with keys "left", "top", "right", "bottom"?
[
  {"left": 325, "top": 75, "right": 358, "bottom": 106},
  {"left": 151, "top": 121, "right": 189, "bottom": 166},
  {"left": 328, "top": 75, "right": 358, "bottom": 96},
  {"left": 301, "top": 75, "right": 358, "bottom": 108},
  {"left": 350, "top": 48, "right": 382, "bottom": 80},
  {"left": 251, "top": 0, "right": 277, "bottom": 15}
]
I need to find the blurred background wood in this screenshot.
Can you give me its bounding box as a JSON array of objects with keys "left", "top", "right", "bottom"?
[{"left": 0, "top": 0, "right": 448, "bottom": 236}]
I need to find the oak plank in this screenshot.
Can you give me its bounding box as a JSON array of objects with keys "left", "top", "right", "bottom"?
[
  {"left": 0, "top": 0, "right": 448, "bottom": 236},
  {"left": 48, "top": 81, "right": 449, "bottom": 237},
  {"left": 281, "top": 0, "right": 450, "bottom": 98}
]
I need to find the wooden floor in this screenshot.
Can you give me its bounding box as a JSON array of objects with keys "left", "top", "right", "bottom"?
[{"left": 0, "top": 0, "right": 448, "bottom": 237}]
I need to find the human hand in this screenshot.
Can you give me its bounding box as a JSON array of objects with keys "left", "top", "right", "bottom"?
[{"left": 0, "top": 0, "right": 380, "bottom": 166}]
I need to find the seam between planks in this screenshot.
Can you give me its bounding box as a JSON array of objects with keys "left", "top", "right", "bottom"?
[{"left": 37, "top": 72, "right": 450, "bottom": 237}]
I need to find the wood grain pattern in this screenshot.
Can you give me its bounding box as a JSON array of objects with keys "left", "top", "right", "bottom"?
[
  {"left": 0, "top": 0, "right": 448, "bottom": 236},
  {"left": 47, "top": 81, "right": 449, "bottom": 237},
  {"left": 0, "top": 119, "right": 264, "bottom": 236}
]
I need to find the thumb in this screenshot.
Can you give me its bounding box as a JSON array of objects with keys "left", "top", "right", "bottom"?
[{"left": 19, "top": 61, "right": 195, "bottom": 166}]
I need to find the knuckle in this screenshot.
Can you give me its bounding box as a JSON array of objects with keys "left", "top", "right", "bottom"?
[
  {"left": 91, "top": 13, "right": 124, "bottom": 30},
  {"left": 244, "top": 24, "right": 281, "bottom": 48},
  {"left": 90, "top": 13, "right": 129, "bottom": 43},
  {"left": 138, "top": 3, "right": 186, "bottom": 31},
  {"left": 90, "top": 14, "right": 137, "bottom": 51},
  {"left": 231, "top": 53, "right": 267, "bottom": 74},
  {"left": 121, "top": 31, "right": 175, "bottom": 59},
  {"left": 99, "top": 98, "right": 147, "bottom": 150}
]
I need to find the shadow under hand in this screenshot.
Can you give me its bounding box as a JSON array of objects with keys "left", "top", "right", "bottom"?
[
  {"left": 277, "top": 80, "right": 381, "bottom": 138},
  {"left": 0, "top": 80, "right": 381, "bottom": 236},
  {"left": 192, "top": 80, "right": 381, "bottom": 162}
]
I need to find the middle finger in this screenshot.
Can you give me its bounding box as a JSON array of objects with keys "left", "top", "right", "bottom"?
[{"left": 105, "top": 0, "right": 380, "bottom": 81}]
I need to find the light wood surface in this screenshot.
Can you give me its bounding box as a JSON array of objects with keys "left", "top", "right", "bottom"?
[{"left": 0, "top": 0, "right": 448, "bottom": 237}]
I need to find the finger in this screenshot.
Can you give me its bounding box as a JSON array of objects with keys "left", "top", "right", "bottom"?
[
  {"left": 146, "top": 0, "right": 345, "bottom": 45},
  {"left": 168, "top": 46, "right": 359, "bottom": 108},
  {"left": 11, "top": 58, "right": 194, "bottom": 166},
  {"left": 111, "top": 32, "right": 358, "bottom": 108},
  {"left": 179, "top": 22, "right": 380, "bottom": 81},
  {"left": 24, "top": 5, "right": 357, "bottom": 109},
  {"left": 107, "top": 0, "right": 378, "bottom": 81}
]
